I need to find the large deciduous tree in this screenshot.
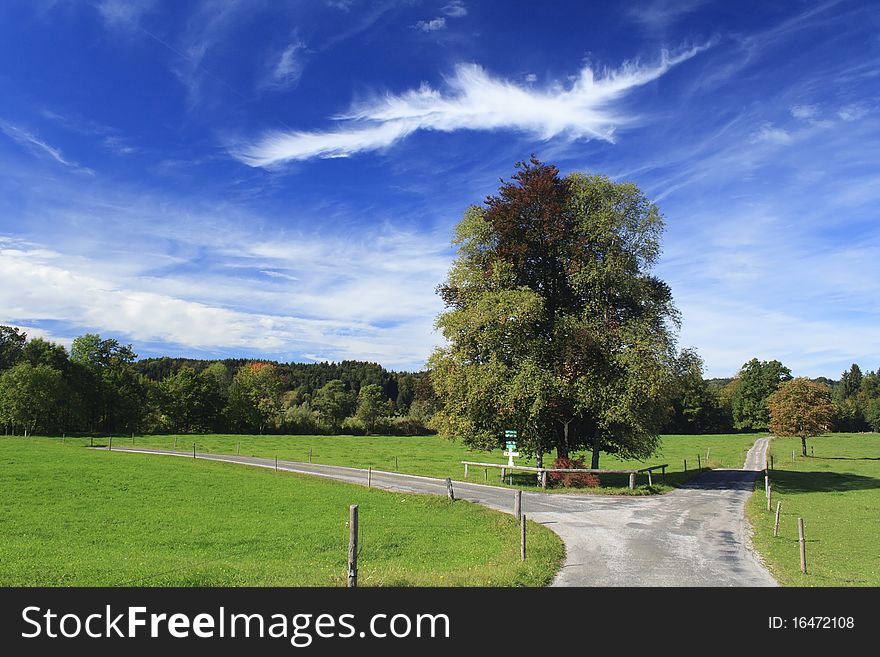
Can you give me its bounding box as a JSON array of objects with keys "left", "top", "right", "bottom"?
[
  {"left": 0, "top": 326, "right": 27, "bottom": 371},
  {"left": 767, "top": 377, "right": 834, "bottom": 455},
  {"left": 429, "top": 157, "right": 679, "bottom": 468},
  {"left": 731, "top": 358, "right": 792, "bottom": 430},
  {"left": 312, "top": 379, "right": 353, "bottom": 432},
  {"left": 226, "top": 362, "right": 283, "bottom": 434},
  {"left": 355, "top": 383, "right": 391, "bottom": 434},
  {"left": 0, "top": 363, "right": 65, "bottom": 436}
]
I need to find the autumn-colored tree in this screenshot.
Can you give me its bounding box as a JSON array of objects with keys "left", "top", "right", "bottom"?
[{"left": 767, "top": 377, "right": 833, "bottom": 456}]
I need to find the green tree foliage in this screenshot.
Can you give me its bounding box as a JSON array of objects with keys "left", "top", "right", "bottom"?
[
  {"left": 731, "top": 358, "right": 792, "bottom": 430},
  {"left": 311, "top": 379, "right": 353, "bottom": 431},
  {"left": 0, "top": 326, "right": 27, "bottom": 371},
  {"left": 768, "top": 377, "right": 834, "bottom": 455},
  {"left": 70, "top": 333, "right": 145, "bottom": 433},
  {"left": 667, "top": 349, "right": 728, "bottom": 433},
  {"left": 226, "top": 363, "right": 283, "bottom": 434},
  {"left": 429, "top": 158, "right": 679, "bottom": 467},
  {"left": 158, "top": 367, "right": 223, "bottom": 433},
  {"left": 355, "top": 383, "right": 391, "bottom": 434},
  {"left": 838, "top": 363, "right": 863, "bottom": 400},
  {"left": 0, "top": 363, "right": 65, "bottom": 435}
]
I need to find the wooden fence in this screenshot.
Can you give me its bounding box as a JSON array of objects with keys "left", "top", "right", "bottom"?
[{"left": 461, "top": 461, "right": 668, "bottom": 489}]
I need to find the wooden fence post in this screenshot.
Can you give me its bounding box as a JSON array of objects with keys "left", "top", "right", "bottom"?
[
  {"left": 173, "top": 437, "right": 177, "bottom": 450},
  {"left": 767, "top": 484, "right": 772, "bottom": 512},
  {"left": 309, "top": 447, "right": 312, "bottom": 463},
  {"left": 520, "top": 514, "right": 526, "bottom": 561},
  {"left": 661, "top": 465, "right": 666, "bottom": 482},
  {"left": 770, "top": 455, "right": 774, "bottom": 470},
  {"left": 484, "top": 468, "right": 488, "bottom": 482},
  {"left": 647, "top": 470, "right": 653, "bottom": 487},
  {"left": 275, "top": 456, "right": 278, "bottom": 471},
  {"left": 765, "top": 473, "right": 770, "bottom": 499},
  {"left": 237, "top": 442, "right": 241, "bottom": 455},
  {"left": 541, "top": 471, "right": 548, "bottom": 489},
  {"left": 706, "top": 447, "right": 710, "bottom": 460},
  {"left": 683, "top": 459, "right": 687, "bottom": 471},
  {"left": 514, "top": 490, "right": 522, "bottom": 520},
  {"left": 697, "top": 454, "right": 701, "bottom": 469},
  {"left": 464, "top": 463, "right": 469, "bottom": 480},
  {"left": 368, "top": 467, "right": 372, "bottom": 488},
  {"left": 446, "top": 477, "right": 455, "bottom": 501},
  {"left": 628, "top": 472, "right": 636, "bottom": 490},
  {"left": 109, "top": 436, "right": 112, "bottom": 451},
  {"left": 798, "top": 517, "right": 807, "bottom": 574},
  {"left": 90, "top": 437, "right": 93, "bottom": 447},
  {"left": 348, "top": 505, "right": 358, "bottom": 587},
  {"left": 774, "top": 501, "right": 781, "bottom": 537},
  {"left": 193, "top": 443, "right": 196, "bottom": 459}
]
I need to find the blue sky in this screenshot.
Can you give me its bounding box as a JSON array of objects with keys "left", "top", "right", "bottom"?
[{"left": 0, "top": 0, "right": 878, "bottom": 378}]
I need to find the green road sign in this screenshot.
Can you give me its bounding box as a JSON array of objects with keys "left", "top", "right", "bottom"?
[
  {"left": 504, "top": 430, "right": 517, "bottom": 438},
  {"left": 506, "top": 441, "right": 516, "bottom": 450}
]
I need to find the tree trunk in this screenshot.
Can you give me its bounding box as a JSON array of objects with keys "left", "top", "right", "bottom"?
[
  {"left": 801, "top": 436, "right": 807, "bottom": 457},
  {"left": 536, "top": 445, "right": 543, "bottom": 469},
  {"left": 556, "top": 421, "right": 571, "bottom": 459},
  {"left": 591, "top": 433, "right": 601, "bottom": 469}
]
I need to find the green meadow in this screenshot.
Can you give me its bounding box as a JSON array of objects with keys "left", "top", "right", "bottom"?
[
  {"left": 746, "top": 433, "right": 880, "bottom": 586},
  {"left": 91, "top": 431, "right": 765, "bottom": 493},
  {"left": 0, "top": 438, "right": 563, "bottom": 587}
]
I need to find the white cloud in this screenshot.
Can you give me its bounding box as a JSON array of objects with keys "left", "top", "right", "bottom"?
[
  {"left": 525, "top": 73, "right": 537, "bottom": 83},
  {"left": 95, "top": 0, "right": 157, "bottom": 30},
  {"left": 414, "top": 17, "right": 446, "bottom": 32},
  {"left": 837, "top": 103, "right": 868, "bottom": 121},
  {"left": 442, "top": 1, "right": 467, "bottom": 18},
  {"left": 0, "top": 121, "right": 94, "bottom": 174},
  {"left": 263, "top": 40, "right": 308, "bottom": 90},
  {"left": 750, "top": 122, "right": 793, "bottom": 145},
  {"left": 790, "top": 104, "right": 818, "bottom": 120},
  {"left": 234, "top": 45, "right": 709, "bottom": 167},
  {"left": 0, "top": 207, "right": 452, "bottom": 368}
]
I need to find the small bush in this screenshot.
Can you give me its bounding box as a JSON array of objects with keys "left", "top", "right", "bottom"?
[{"left": 548, "top": 457, "right": 600, "bottom": 488}]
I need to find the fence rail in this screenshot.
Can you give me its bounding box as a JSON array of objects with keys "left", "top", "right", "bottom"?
[{"left": 461, "top": 461, "right": 668, "bottom": 489}]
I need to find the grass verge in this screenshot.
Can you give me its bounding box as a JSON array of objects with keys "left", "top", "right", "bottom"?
[
  {"left": 0, "top": 438, "right": 564, "bottom": 586},
  {"left": 65, "top": 432, "right": 766, "bottom": 494},
  {"left": 746, "top": 433, "right": 879, "bottom": 586}
]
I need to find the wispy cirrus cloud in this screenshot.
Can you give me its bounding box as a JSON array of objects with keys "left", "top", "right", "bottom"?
[
  {"left": 0, "top": 121, "right": 94, "bottom": 174},
  {"left": 234, "top": 45, "right": 709, "bottom": 166},
  {"left": 261, "top": 39, "right": 309, "bottom": 91}
]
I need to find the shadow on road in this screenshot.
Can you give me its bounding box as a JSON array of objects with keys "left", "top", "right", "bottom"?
[{"left": 679, "top": 469, "right": 758, "bottom": 492}]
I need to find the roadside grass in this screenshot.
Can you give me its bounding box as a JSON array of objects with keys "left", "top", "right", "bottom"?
[
  {"left": 746, "top": 433, "right": 880, "bottom": 586},
  {"left": 54, "top": 432, "right": 764, "bottom": 494},
  {"left": 0, "top": 438, "right": 563, "bottom": 587}
]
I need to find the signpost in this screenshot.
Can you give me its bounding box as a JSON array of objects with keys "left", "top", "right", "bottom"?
[{"left": 503, "top": 430, "right": 519, "bottom": 472}]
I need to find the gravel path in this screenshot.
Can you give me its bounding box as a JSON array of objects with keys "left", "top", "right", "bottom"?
[{"left": 105, "top": 437, "right": 776, "bottom": 587}]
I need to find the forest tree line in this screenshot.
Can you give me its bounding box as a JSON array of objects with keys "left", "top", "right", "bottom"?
[
  {"left": 0, "top": 326, "right": 437, "bottom": 437},
  {"left": 0, "top": 325, "right": 877, "bottom": 439}
]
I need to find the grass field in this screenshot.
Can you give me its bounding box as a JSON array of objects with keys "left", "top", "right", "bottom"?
[
  {"left": 746, "top": 433, "right": 880, "bottom": 586},
  {"left": 82, "top": 432, "right": 766, "bottom": 494},
  {"left": 0, "top": 438, "right": 564, "bottom": 586}
]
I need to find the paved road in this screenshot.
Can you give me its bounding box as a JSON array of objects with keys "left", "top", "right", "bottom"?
[{"left": 105, "top": 437, "right": 777, "bottom": 587}]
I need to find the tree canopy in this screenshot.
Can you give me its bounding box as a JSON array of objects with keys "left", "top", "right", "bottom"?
[
  {"left": 731, "top": 358, "right": 792, "bottom": 430},
  {"left": 768, "top": 377, "right": 834, "bottom": 455},
  {"left": 430, "top": 157, "right": 679, "bottom": 467}
]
